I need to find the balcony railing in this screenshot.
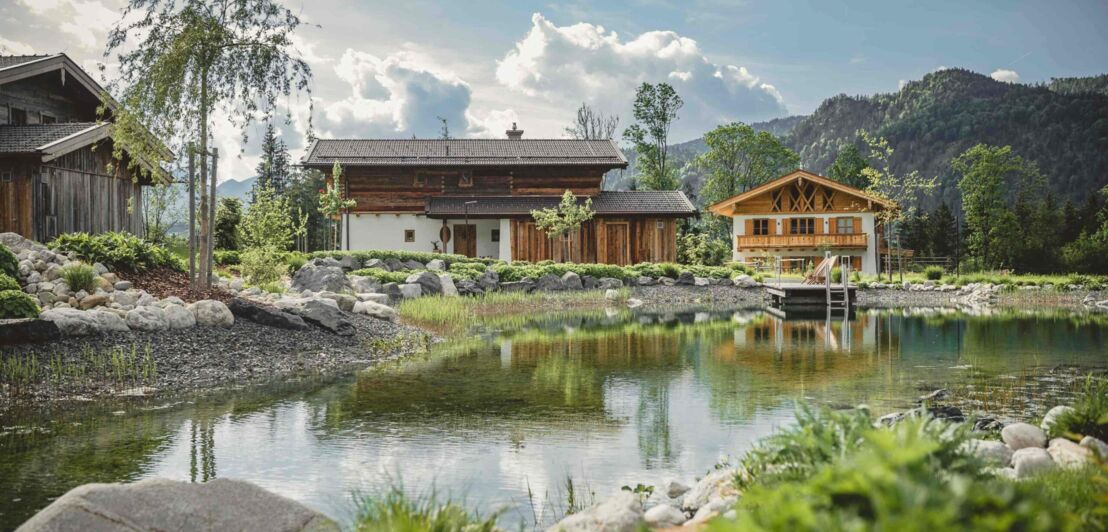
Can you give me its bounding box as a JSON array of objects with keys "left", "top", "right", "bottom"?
[{"left": 737, "top": 233, "right": 868, "bottom": 250}]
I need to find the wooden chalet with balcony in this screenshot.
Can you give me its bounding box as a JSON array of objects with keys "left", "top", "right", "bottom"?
[{"left": 708, "top": 169, "right": 896, "bottom": 274}]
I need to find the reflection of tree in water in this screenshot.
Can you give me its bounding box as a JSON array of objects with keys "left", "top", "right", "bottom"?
[
  {"left": 531, "top": 354, "right": 602, "bottom": 408},
  {"left": 189, "top": 418, "right": 217, "bottom": 483},
  {"left": 634, "top": 378, "right": 676, "bottom": 468}
]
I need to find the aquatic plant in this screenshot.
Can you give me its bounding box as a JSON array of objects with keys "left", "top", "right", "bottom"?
[
  {"left": 398, "top": 290, "right": 621, "bottom": 334},
  {"left": 352, "top": 487, "right": 500, "bottom": 532},
  {"left": 1048, "top": 375, "right": 1108, "bottom": 442}
]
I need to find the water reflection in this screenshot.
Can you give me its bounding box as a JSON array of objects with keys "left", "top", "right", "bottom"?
[{"left": 1, "top": 308, "right": 1105, "bottom": 529}]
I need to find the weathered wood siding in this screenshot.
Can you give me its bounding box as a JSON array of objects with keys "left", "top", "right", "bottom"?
[
  {"left": 0, "top": 71, "right": 100, "bottom": 125},
  {"left": 510, "top": 216, "right": 677, "bottom": 265}
]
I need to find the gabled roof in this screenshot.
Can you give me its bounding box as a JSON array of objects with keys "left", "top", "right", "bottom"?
[
  {"left": 302, "top": 138, "right": 629, "bottom": 168},
  {"left": 0, "top": 55, "right": 53, "bottom": 69},
  {"left": 426, "top": 191, "right": 697, "bottom": 218},
  {"left": 708, "top": 169, "right": 896, "bottom": 215},
  {"left": 0, "top": 123, "right": 105, "bottom": 154},
  {"left": 0, "top": 54, "right": 115, "bottom": 113}
]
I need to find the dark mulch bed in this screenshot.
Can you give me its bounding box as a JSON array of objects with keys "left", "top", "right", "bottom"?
[{"left": 124, "top": 267, "right": 235, "bottom": 303}]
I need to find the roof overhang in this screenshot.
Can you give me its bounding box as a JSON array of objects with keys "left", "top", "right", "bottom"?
[{"left": 708, "top": 169, "right": 897, "bottom": 216}]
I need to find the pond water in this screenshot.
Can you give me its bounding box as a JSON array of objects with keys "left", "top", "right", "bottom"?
[{"left": 1, "top": 307, "right": 1106, "bottom": 528}]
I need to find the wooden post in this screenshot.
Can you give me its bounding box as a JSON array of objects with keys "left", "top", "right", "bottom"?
[
  {"left": 208, "top": 148, "right": 218, "bottom": 283},
  {"left": 187, "top": 144, "right": 196, "bottom": 291}
]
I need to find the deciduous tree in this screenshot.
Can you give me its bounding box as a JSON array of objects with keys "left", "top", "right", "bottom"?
[
  {"left": 827, "top": 144, "right": 870, "bottom": 189},
  {"left": 565, "top": 102, "right": 620, "bottom": 140},
  {"left": 624, "top": 83, "right": 683, "bottom": 191},
  {"left": 696, "top": 122, "right": 799, "bottom": 207},
  {"left": 531, "top": 190, "right": 595, "bottom": 263},
  {"left": 954, "top": 144, "right": 1042, "bottom": 270}
]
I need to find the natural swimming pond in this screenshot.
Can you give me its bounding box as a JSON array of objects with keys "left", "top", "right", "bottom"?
[{"left": 1, "top": 307, "right": 1106, "bottom": 528}]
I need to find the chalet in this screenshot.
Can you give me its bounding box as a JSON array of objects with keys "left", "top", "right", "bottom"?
[
  {"left": 708, "top": 169, "right": 896, "bottom": 274},
  {"left": 300, "top": 125, "right": 697, "bottom": 264},
  {"left": 0, "top": 54, "right": 165, "bottom": 241}
]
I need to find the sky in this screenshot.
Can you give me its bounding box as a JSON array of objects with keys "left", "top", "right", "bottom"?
[{"left": 2, "top": 0, "right": 1106, "bottom": 183}]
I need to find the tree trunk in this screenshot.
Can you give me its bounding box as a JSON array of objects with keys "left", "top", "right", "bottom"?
[{"left": 197, "top": 70, "right": 211, "bottom": 289}]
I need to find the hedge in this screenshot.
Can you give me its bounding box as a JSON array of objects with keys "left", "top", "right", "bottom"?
[
  {"left": 0, "top": 273, "right": 20, "bottom": 292},
  {"left": 0, "top": 289, "right": 40, "bottom": 319},
  {"left": 350, "top": 268, "right": 417, "bottom": 284},
  {"left": 0, "top": 243, "right": 17, "bottom": 278}
]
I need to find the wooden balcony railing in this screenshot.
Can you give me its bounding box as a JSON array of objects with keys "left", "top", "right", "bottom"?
[{"left": 737, "top": 233, "right": 868, "bottom": 250}]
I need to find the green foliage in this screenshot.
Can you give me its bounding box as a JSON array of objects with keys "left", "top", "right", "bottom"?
[
  {"left": 624, "top": 82, "right": 684, "bottom": 191},
  {"left": 677, "top": 231, "right": 730, "bottom": 266},
  {"left": 0, "top": 273, "right": 20, "bottom": 292},
  {"left": 311, "top": 250, "right": 495, "bottom": 267},
  {"left": 1048, "top": 376, "right": 1108, "bottom": 442},
  {"left": 214, "top": 197, "right": 243, "bottom": 251},
  {"left": 1018, "top": 466, "right": 1108, "bottom": 527},
  {"left": 861, "top": 131, "right": 936, "bottom": 225},
  {"left": 826, "top": 143, "right": 870, "bottom": 189},
  {"left": 0, "top": 289, "right": 40, "bottom": 319},
  {"left": 446, "top": 262, "right": 487, "bottom": 281},
  {"left": 492, "top": 262, "right": 629, "bottom": 282},
  {"left": 49, "top": 232, "right": 180, "bottom": 272},
  {"left": 213, "top": 249, "right": 241, "bottom": 266},
  {"left": 240, "top": 247, "right": 287, "bottom": 286},
  {"left": 0, "top": 243, "right": 20, "bottom": 278},
  {"left": 319, "top": 162, "right": 358, "bottom": 250},
  {"left": 285, "top": 252, "right": 308, "bottom": 273},
  {"left": 60, "top": 263, "right": 96, "bottom": 293},
  {"left": 286, "top": 168, "right": 331, "bottom": 252},
  {"left": 353, "top": 487, "right": 500, "bottom": 532},
  {"left": 531, "top": 190, "right": 595, "bottom": 262},
  {"left": 924, "top": 265, "right": 944, "bottom": 280},
  {"left": 241, "top": 185, "right": 295, "bottom": 251},
  {"left": 351, "top": 268, "right": 413, "bottom": 284},
  {"left": 254, "top": 123, "right": 290, "bottom": 197},
  {"left": 696, "top": 121, "right": 800, "bottom": 207}
]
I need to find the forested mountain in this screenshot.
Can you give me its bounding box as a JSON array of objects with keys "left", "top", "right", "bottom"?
[{"left": 785, "top": 68, "right": 1108, "bottom": 206}]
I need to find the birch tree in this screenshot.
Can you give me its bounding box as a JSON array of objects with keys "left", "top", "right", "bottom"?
[{"left": 532, "top": 190, "right": 595, "bottom": 263}]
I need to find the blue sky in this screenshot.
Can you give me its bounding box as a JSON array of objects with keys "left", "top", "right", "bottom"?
[{"left": 2, "top": 0, "right": 1106, "bottom": 181}]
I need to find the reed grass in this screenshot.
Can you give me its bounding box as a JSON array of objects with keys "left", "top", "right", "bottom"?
[
  {"left": 398, "top": 290, "right": 627, "bottom": 334},
  {"left": 1, "top": 343, "right": 158, "bottom": 396}
]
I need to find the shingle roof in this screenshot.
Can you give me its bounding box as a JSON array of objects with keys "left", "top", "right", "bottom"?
[
  {"left": 0, "top": 123, "right": 101, "bottom": 154},
  {"left": 426, "top": 191, "right": 697, "bottom": 218},
  {"left": 0, "top": 55, "right": 54, "bottom": 70},
  {"left": 302, "top": 139, "right": 628, "bottom": 168}
]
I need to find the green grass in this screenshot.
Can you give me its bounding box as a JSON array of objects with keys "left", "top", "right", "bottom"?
[
  {"left": 1048, "top": 375, "right": 1108, "bottom": 442},
  {"left": 60, "top": 262, "right": 96, "bottom": 292},
  {"left": 352, "top": 488, "right": 500, "bottom": 532},
  {"left": 1, "top": 343, "right": 157, "bottom": 396},
  {"left": 398, "top": 290, "right": 626, "bottom": 334},
  {"left": 854, "top": 271, "right": 1108, "bottom": 289}
]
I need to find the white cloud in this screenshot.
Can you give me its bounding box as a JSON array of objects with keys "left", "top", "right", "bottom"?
[
  {"left": 990, "top": 69, "right": 1020, "bottom": 83},
  {"left": 0, "top": 37, "right": 35, "bottom": 55},
  {"left": 494, "top": 13, "right": 786, "bottom": 139},
  {"left": 17, "top": 0, "right": 118, "bottom": 49}
]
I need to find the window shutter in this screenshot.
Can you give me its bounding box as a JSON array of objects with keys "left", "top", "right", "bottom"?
[
  {"left": 744, "top": 219, "right": 753, "bottom": 235},
  {"left": 853, "top": 217, "right": 862, "bottom": 234}
]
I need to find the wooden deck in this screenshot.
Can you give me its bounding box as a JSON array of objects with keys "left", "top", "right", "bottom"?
[{"left": 765, "top": 282, "right": 856, "bottom": 308}]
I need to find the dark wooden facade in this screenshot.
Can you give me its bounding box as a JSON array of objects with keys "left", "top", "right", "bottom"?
[{"left": 510, "top": 217, "right": 678, "bottom": 265}]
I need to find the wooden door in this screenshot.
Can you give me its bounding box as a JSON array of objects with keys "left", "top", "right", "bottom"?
[
  {"left": 604, "top": 222, "right": 630, "bottom": 265},
  {"left": 453, "top": 224, "right": 476, "bottom": 257},
  {"left": 0, "top": 175, "right": 32, "bottom": 238}
]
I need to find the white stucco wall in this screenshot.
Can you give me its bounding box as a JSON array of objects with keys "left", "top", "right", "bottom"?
[
  {"left": 498, "top": 218, "right": 512, "bottom": 261},
  {"left": 343, "top": 213, "right": 505, "bottom": 259},
  {"left": 731, "top": 212, "right": 879, "bottom": 274}
]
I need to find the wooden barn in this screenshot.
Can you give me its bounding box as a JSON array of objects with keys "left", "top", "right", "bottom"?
[
  {"left": 300, "top": 125, "right": 697, "bottom": 264},
  {"left": 0, "top": 54, "right": 165, "bottom": 241}
]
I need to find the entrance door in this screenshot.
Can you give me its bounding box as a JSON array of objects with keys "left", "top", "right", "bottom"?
[
  {"left": 453, "top": 224, "right": 476, "bottom": 257},
  {"left": 0, "top": 173, "right": 31, "bottom": 238},
  {"left": 604, "top": 222, "right": 630, "bottom": 265}
]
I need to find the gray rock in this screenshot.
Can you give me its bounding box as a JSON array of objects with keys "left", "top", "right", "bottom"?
[
  {"left": 287, "top": 300, "right": 355, "bottom": 336},
  {"left": 91, "top": 262, "right": 108, "bottom": 275},
  {"left": 43, "top": 263, "right": 62, "bottom": 281},
  {"left": 189, "top": 300, "right": 234, "bottom": 328},
  {"left": 1011, "top": 447, "right": 1055, "bottom": 478},
  {"left": 596, "top": 277, "right": 623, "bottom": 290},
  {"left": 665, "top": 479, "right": 690, "bottom": 499},
  {"left": 732, "top": 274, "right": 759, "bottom": 288},
  {"left": 1001, "top": 422, "right": 1047, "bottom": 450},
  {"left": 676, "top": 271, "right": 696, "bottom": 285},
  {"left": 688, "top": 496, "right": 737, "bottom": 526},
  {"left": 682, "top": 469, "right": 737, "bottom": 511},
  {"left": 127, "top": 306, "right": 169, "bottom": 332},
  {"left": 156, "top": 296, "right": 187, "bottom": 308},
  {"left": 918, "top": 388, "right": 950, "bottom": 402},
  {"left": 163, "top": 304, "right": 196, "bottom": 329},
  {"left": 383, "top": 258, "right": 405, "bottom": 271},
  {"left": 693, "top": 276, "right": 710, "bottom": 287},
  {"left": 381, "top": 282, "right": 402, "bottom": 300},
  {"left": 319, "top": 292, "right": 357, "bottom": 312},
  {"left": 113, "top": 281, "right": 132, "bottom": 291},
  {"left": 405, "top": 271, "right": 442, "bottom": 296},
  {"left": 40, "top": 308, "right": 101, "bottom": 336},
  {"left": 500, "top": 281, "right": 534, "bottom": 293},
  {"left": 349, "top": 275, "right": 382, "bottom": 293},
  {"left": 425, "top": 259, "right": 446, "bottom": 271},
  {"left": 363, "top": 258, "right": 389, "bottom": 271},
  {"left": 228, "top": 277, "right": 245, "bottom": 291},
  {"left": 659, "top": 276, "right": 676, "bottom": 286},
  {"left": 545, "top": 491, "right": 643, "bottom": 532},
  {"left": 290, "top": 263, "right": 349, "bottom": 293},
  {"left": 227, "top": 298, "right": 308, "bottom": 330},
  {"left": 402, "top": 260, "right": 425, "bottom": 270},
  {"left": 79, "top": 293, "right": 109, "bottom": 310},
  {"left": 0, "top": 231, "right": 47, "bottom": 254},
  {"left": 644, "top": 504, "right": 686, "bottom": 528},
  {"left": 605, "top": 289, "right": 621, "bottom": 301},
  {"left": 535, "top": 273, "right": 565, "bottom": 291},
  {"left": 1040, "top": 405, "right": 1075, "bottom": 433},
  {"left": 356, "top": 293, "right": 390, "bottom": 304},
  {"left": 561, "top": 271, "right": 583, "bottom": 290},
  {"left": 398, "top": 283, "right": 423, "bottom": 299},
  {"left": 0, "top": 318, "right": 61, "bottom": 345},
  {"left": 112, "top": 291, "right": 138, "bottom": 307},
  {"left": 38, "top": 292, "right": 57, "bottom": 306},
  {"left": 1081, "top": 436, "right": 1108, "bottom": 457},
  {"left": 1048, "top": 438, "right": 1090, "bottom": 469},
  {"left": 438, "top": 274, "right": 458, "bottom": 297},
  {"left": 477, "top": 269, "right": 499, "bottom": 291},
  {"left": 636, "top": 276, "right": 656, "bottom": 286},
  {"left": 455, "top": 279, "right": 484, "bottom": 296},
  {"left": 136, "top": 292, "right": 157, "bottom": 307},
  {"left": 626, "top": 298, "right": 643, "bottom": 308},
  {"left": 90, "top": 308, "right": 130, "bottom": 333},
  {"left": 353, "top": 300, "right": 398, "bottom": 320},
  {"left": 337, "top": 255, "right": 360, "bottom": 271},
  {"left": 17, "top": 478, "right": 338, "bottom": 532},
  {"left": 581, "top": 275, "right": 598, "bottom": 289},
  {"left": 962, "top": 439, "right": 1013, "bottom": 466}
]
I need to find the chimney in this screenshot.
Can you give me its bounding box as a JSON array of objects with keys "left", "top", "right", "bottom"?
[{"left": 505, "top": 122, "right": 523, "bottom": 140}]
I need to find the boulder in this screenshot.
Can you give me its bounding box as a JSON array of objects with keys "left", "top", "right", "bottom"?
[
  {"left": 693, "top": 276, "right": 710, "bottom": 287},
  {"left": 319, "top": 292, "right": 357, "bottom": 312},
  {"left": 114, "top": 281, "right": 132, "bottom": 291},
  {"left": 383, "top": 258, "right": 405, "bottom": 271},
  {"left": 659, "top": 276, "right": 676, "bottom": 286},
  {"left": 0, "top": 318, "right": 61, "bottom": 345},
  {"left": 337, "top": 255, "right": 360, "bottom": 271},
  {"left": 1040, "top": 405, "right": 1075, "bottom": 433},
  {"left": 290, "top": 263, "right": 349, "bottom": 293},
  {"left": 1011, "top": 447, "right": 1055, "bottom": 478},
  {"left": 90, "top": 308, "right": 130, "bottom": 333},
  {"left": 636, "top": 276, "right": 656, "bottom": 286},
  {"left": 643, "top": 504, "right": 686, "bottom": 528},
  {"left": 596, "top": 277, "right": 623, "bottom": 290},
  {"left": 682, "top": 469, "right": 738, "bottom": 512},
  {"left": 676, "top": 271, "right": 696, "bottom": 285},
  {"left": 162, "top": 304, "right": 196, "bottom": 329},
  {"left": 136, "top": 292, "right": 157, "bottom": 307},
  {"left": 687, "top": 496, "right": 737, "bottom": 526},
  {"left": 94, "top": 276, "right": 114, "bottom": 292},
  {"left": 17, "top": 478, "right": 338, "bottom": 532},
  {"left": 455, "top": 280, "right": 484, "bottom": 297},
  {"left": 438, "top": 274, "right": 458, "bottom": 297},
  {"left": 732, "top": 274, "right": 759, "bottom": 288},
  {"left": 535, "top": 273, "right": 565, "bottom": 291},
  {"left": 402, "top": 260, "right": 425, "bottom": 270},
  {"left": 112, "top": 290, "right": 139, "bottom": 307},
  {"left": 381, "top": 282, "right": 402, "bottom": 300},
  {"left": 962, "top": 439, "right": 1013, "bottom": 466},
  {"left": 605, "top": 289, "right": 621, "bottom": 301},
  {"left": 349, "top": 275, "right": 382, "bottom": 294},
  {"left": 1001, "top": 422, "right": 1047, "bottom": 450},
  {"left": 127, "top": 306, "right": 169, "bottom": 332},
  {"left": 664, "top": 480, "right": 690, "bottom": 499},
  {"left": 40, "top": 308, "right": 101, "bottom": 336},
  {"left": 227, "top": 298, "right": 308, "bottom": 330},
  {"left": 0, "top": 231, "right": 46, "bottom": 254},
  {"left": 38, "top": 292, "right": 57, "bottom": 306},
  {"left": 398, "top": 283, "right": 423, "bottom": 299},
  {"left": 363, "top": 258, "right": 389, "bottom": 271},
  {"left": 545, "top": 491, "right": 642, "bottom": 532},
  {"left": 581, "top": 275, "right": 598, "bottom": 290},
  {"left": 353, "top": 300, "right": 398, "bottom": 320},
  {"left": 189, "top": 300, "right": 234, "bottom": 328},
  {"left": 288, "top": 300, "right": 355, "bottom": 336},
  {"left": 1081, "top": 436, "right": 1108, "bottom": 458},
  {"left": 500, "top": 281, "right": 534, "bottom": 293},
  {"left": 79, "top": 292, "right": 109, "bottom": 310},
  {"left": 561, "top": 271, "right": 583, "bottom": 290},
  {"left": 356, "top": 293, "right": 390, "bottom": 304},
  {"left": 1048, "top": 438, "right": 1090, "bottom": 469},
  {"left": 426, "top": 259, "right": 446, "bottom": 271},
  {"left": 404, "top": 271, "right": 442, "bottom": 296},
  {"left": 477, "top": 269, "right": 499, "bottom": 291},
  {"left": 156, "top": 296, "right": 187, "bottom": 308}
]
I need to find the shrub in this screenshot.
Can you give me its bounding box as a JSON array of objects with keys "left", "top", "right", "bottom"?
[
  {"left": 924, "top": 265, "right": 944, "bottom": 280},
  {"left": 285, "top": 252, "right": 308, "bottom": 274},
  {"left": 0, "top": 289, "right": 40, "bottom": 319},
  {"left": 353, "top": 488, "right": 499, "bottom": 532},
  {"left": 240, "top": 186, "right": 295, "bottom": 250},
  {"left": 214, "top": 197, "right": 243, "bottom": 251},
  {"left": 831, "top": 267, "right": 842, "bottom": 283},
  {"left": 213, "top": 249, "right": 241, "bottom": 266},
  {"left": 1047, "top": 376, "right": 1108, "bottom": 442},
  {"left": 0, "top": 273, "right": 20, "bottom": 292},
  {"left": 447, "top": 262, "right": 486, "bottom": 281},
  {"left": 240, "top": 247, "right": 287, "bottom": 286},
  {"left": 0, "top": 243, "right": 17, "bottom": 278},
  {"left": 351, "top": 268, "right": 413, "bottom": 284},
  {"left": 49, "top": 232, "right": 180, "bottom": 272},
  {"left": 60, "top": 263, "right": 96, "bottom": 293}
]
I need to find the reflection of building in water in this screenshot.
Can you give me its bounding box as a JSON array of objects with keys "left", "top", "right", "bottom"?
[{"left": 731, "top": 311, "right": 898, "bottom": 356}]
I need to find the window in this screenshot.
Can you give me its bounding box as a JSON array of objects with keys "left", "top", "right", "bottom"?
[
  {"left": 1, "top": 171, "right": 12, "bottom": 183},
  {"left": 404, "top": 229, "right": 415, "bottom": 242},
  {"left": 836, "top": 217, "right": 854, "bottom": 234},
  {"left": 789, "top": 217, "right": 816, "bottom": 235},
  {"left": 459, "top": 171, "right": 473, "bottom": 187},
  {"left": 752, "top": 218, "right": 771, "bottom": 235},
  {"left": 10, "top": 107, "right": 27, "bottom": 125},
  {"left": 491, "top": 229, "right": 500, "bottom": 242},
  {"left": 41, "top": 114, "right": 57, "bottom": 124},
  {"left": 413, "top": 173, "right": 427, "bottom": 187}
]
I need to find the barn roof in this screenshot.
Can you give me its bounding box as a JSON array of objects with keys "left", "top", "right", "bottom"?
[
  {"left": 425, "top": 191, "right": 696, "bottom": 218},
  {"left": 0, "top": 123, "right": 108, "bottom": 157},
  {"left": 302, "top": 138, "right": 628, "bottom": 168}
]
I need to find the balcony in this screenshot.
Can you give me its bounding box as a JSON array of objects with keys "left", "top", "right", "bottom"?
[{"left": 737, "top": 233, "right": 868, "bottom": 251}]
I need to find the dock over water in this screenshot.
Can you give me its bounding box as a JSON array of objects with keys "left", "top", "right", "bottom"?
[{"left": 765, "top": 282, "right": 857, "bottom": 308}]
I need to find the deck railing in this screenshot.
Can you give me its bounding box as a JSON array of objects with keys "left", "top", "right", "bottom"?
[{"left": 737, "top": 233, "right": 867, "bottom": 251}]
